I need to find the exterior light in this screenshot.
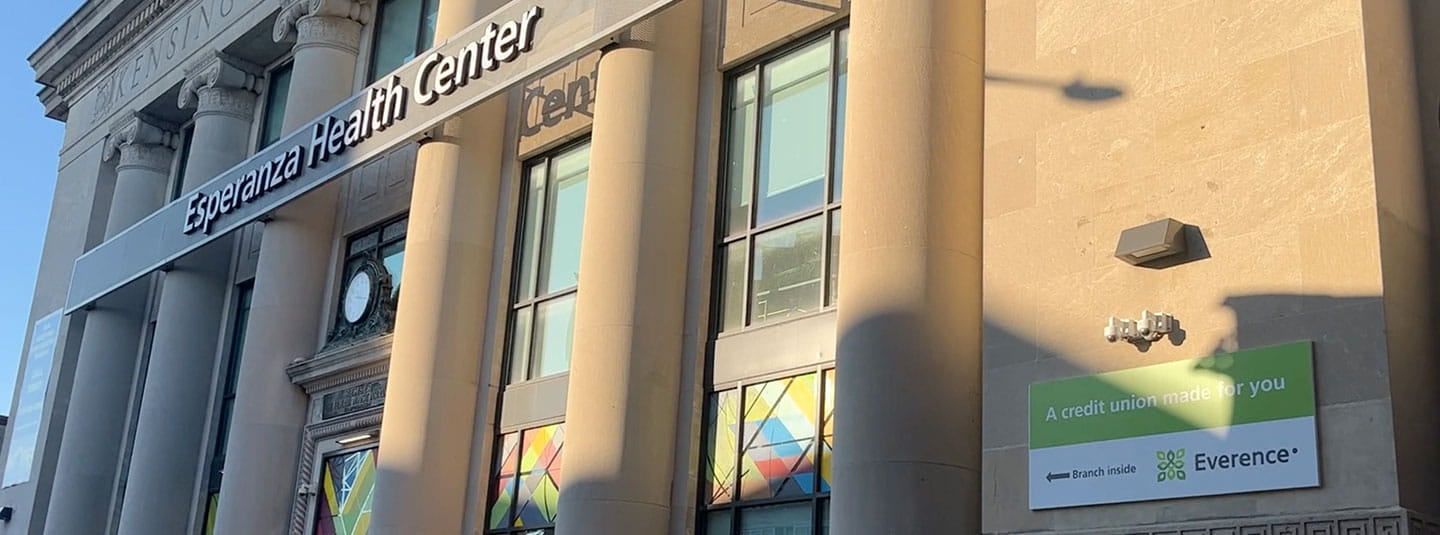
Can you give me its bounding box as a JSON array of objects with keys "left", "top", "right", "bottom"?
[
  {"left": 334, "top": 433, "right": 376, "bottom": 446},
  {"left": 1114, "top": 218, "right": 1187, "bottom": 265}
]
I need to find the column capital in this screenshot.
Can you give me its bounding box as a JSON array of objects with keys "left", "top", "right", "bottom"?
[
  {"left": 178, "top": 52, "right": 262, "bottom": 113},
  {"left": 274, "top": 0, "right": 371, "bottom": 46},
  {"left": 104, "top": 112, "right": 177, "bottom": 164}
]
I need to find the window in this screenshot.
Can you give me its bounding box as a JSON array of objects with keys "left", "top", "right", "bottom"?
[
  {"left": 341, "top": 216, "right": 408, "bottom": 303},
  {"left": 486, "top": 424, "right": 565, "bottom": 535},
  {"left": 172, "top": 124, "right": 195, "bottom": 199},
  {"left": 506, "top": 141, "right": 590, "bottom": 384},
  {"left": 312, "top": 447, "right": 378, "bottom": 535},
  {"left": 257, "top": 62, "right": 292, "bottom": 149},
  {"left": 719, "top": 29, "right": 848, "bottom": 333},
  {"left": 702, "top": 370, "right": 835, "bottom": 534},
  {"left": 369, "top": 0, "right": 439, "bottom": 83},
  {"left": 201, "top": 283, "right": 252, "bottom": 535}
]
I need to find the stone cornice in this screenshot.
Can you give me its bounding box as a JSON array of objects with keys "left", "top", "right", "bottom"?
[
  {"left": 286, "top": 333, "right": 393, "bottom": 392},
  {"left": 32, "top": 0, "right": 183, "bottom": 100},
  {"left": 178, "top": 52, "right": 263, "bottom": 109}
]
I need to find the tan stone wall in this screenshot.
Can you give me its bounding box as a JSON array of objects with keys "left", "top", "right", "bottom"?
[
  {"left": 1377, "top": 0, "right": 1440, "bottom": 516},
  {"left": 517, "top": 51, "right": 599, "bottom": 158},
  {"left": 982, "top": 0, "right": 1407, "bottom": 531},
  {"left": 719, "top": 0, "right": 846, "bottom": 67}
]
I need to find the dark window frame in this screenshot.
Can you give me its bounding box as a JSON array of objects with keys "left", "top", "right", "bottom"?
[
  {"left": 309, "top": 442, "right": 382, "bottom": 535},
  {"left": 199, "top": 282, "right": 254, "bottom": 535},
  {"left": 715, "top": 26, "right": 849, "bottom": 336},
  {"left": 699, "top": 367, "right": 835, "bottom": 535},
  {"left": 367, "top": 0, "right": 440, "bottom": 83},
  {"left": 503, "top": 138, "right": 591, "bottom": 385},
  {"left": 256, "top": 60, "right": 294, "bottom": 150},
  {"left": 171, "top": 123, "right": 196, "bottom": 200},
  {"left": 340, "top": 214, "right": 410, "bottom": 302},
  {"left": 484, "top": 423, "right": 565, "bottom": 535}
]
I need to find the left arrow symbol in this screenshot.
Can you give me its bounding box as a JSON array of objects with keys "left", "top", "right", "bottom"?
[{"left": 1046, "top": 471, "right": 1071, "bottom": 482}]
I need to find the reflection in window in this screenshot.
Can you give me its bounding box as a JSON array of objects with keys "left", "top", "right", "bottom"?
[
  {"left": 703, "top": 370, "right": 834, "bottom": 534},
  {"left": 719, "top": 28, "right": 848, "bottom": 332},
  {"left": 487, "top": 424, "right": 564, "bottom": 535},
  {"left": 312, "top": 447, "right": 378, "bottom": 535},
  {"left": 369, "top": 0, "right": 439, "bottom": 83},
  {"left": 507, "top": 141, "right": 590, "bottom": 383}
]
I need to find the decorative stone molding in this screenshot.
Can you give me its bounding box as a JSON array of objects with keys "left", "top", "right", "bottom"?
[
  {"left": 273, "top": 0, "right": 371, "bottom": 47},
  {"left": 286, "top": 333, "right": 392, "bottom": 394},
  {"left": 178, "top": 52, "right": 262, "bottom": 115},
  {"left": 51, "top": 0, "right": 183, "bottom": 98},
  {"left": 288, "top": 408, "right": 383, "bottom": 535},
  {"left": 1000, "top": 508, "right": 1433, "bottom": 535},
  {"left": 103, "top": 112, "right": 177, "bottom": 166}
]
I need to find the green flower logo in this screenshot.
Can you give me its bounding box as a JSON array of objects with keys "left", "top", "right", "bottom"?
[{"left": 1156, "top": 449, "right": 1186, "bottom": 482}]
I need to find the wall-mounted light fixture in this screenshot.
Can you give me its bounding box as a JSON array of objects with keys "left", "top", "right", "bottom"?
[
  {"left": 335, "top": 432, "right": 377, "bottom": 446},
  {"left": 1104, "top": 311, "right": 1175, "bottom": 344},
  {"left": 1115, "top": 218, "right": 1187, "bottom": 265}
]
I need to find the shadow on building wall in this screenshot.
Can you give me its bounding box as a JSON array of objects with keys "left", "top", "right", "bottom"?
[{"left": 985, "top": 72, "right": 1126, "bottom": 103}]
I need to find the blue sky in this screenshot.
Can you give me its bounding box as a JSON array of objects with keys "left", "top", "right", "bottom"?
[{"left": 0, "top": 0, "right": 85, "bottom": 415}]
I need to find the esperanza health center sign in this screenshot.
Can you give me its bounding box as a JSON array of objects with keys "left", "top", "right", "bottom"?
[
  {"left": 1028, "top": 341, "right": 1319, "bottom": 510},
  {"left": 65, "top": 0, "right": 684, "bottom": 313}
]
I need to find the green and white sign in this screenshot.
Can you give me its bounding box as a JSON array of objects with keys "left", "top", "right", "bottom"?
[{"left": 1028, "top": 342, "right": 1319, "bottom": 509}]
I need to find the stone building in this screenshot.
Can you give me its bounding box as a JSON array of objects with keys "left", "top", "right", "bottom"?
[{"left": 1, "top": 0, "right": 1437, "bottom": 534}]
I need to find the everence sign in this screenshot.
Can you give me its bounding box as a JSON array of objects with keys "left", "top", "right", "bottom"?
[
  {"left": 66, "top": 0, "right": 683, "bottom": 313},
  {"left": 1028, "top": 341, "right": 1319, "bottom": 510}
]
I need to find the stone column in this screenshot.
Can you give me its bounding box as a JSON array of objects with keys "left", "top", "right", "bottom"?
[
  {"left": 43, "top": 113, "right": 175, "bottom": 535},
  {"left": 114, "top": 53, "right": 259, "bottom": 535},
  {"left": 212, "top": 2, "right": 367, "bottom": 534},
  {"left": 369, "top": 0, "right": 503, "bottom": 531},
  {"left": 830, "top": 1, "right": 984, "bottom": 534},
  {"left": 554, "top": 2, "right": 701, "bottom": 533}
]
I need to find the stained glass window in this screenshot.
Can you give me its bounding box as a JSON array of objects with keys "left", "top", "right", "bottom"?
[
  {"left": 488, "top": 424, "right": 565, "bottom": 534},
  {"left": 820, "top": 369, "right": 835, "bottom": 492},
  {"left": 704, "top": 390, "right": 740, "bottom": 504},
  {"left": 488, "top": 433, "right": 521, "bottom": 531},
  {"left": 202, "top": 492, "right": 219, "bottom": 535},
  {"left": 741, "top": 374, "right": 817, "bottom": 499},
  {"left": 702, "top": 369, "right": 835, "bottom": 534},
  {"left": 313, "top": 448, "right": 378, "bottom": 535}
]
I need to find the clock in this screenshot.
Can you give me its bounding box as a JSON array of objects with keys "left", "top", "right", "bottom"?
[
  {"left": 325, "top": 256, "right": 396, "bottom": 349},
  {"left": 342, "top": 267, "right": 376, "bottom": 324}
]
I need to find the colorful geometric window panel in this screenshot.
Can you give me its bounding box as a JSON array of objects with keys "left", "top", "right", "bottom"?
[
  {"left": 202, "top": 492, "right": 219, "bottom": 535},
  {"left": 514, "top": 424, "right": 564, "bottom": 527},
  {"left": 820, "top": 368, "right": 834, "bottom": 492},
  {"left": 704, "top": 389, "right": 740, "bottom": 505},
  {"left": 740, "top": 374, "right": 817, "bottom": 500},
  {"left": 488, "top": 432, "right": 521, "bottom": 530},
  {"left": 313, "top": 447, "right": 377, "bottom": 535}
]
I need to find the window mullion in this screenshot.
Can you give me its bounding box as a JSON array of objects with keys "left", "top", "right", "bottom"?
[{"left": 742, "top": 65, "right": 765, "bottom": 329}]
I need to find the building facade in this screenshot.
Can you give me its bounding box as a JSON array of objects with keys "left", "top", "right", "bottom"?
[{"left": 2, "top": 0, "right": 1439, "bottom": 534}]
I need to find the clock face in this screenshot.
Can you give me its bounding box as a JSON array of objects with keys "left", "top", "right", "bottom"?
[{"left": 343, "top": 270, "right": 373, "bottom": 324}]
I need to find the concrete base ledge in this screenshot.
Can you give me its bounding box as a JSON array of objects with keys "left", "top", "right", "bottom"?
[{"left": 992, "top": 507, "right": 1436, "bottom": 535}]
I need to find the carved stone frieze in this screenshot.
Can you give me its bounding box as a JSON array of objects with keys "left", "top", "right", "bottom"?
[{"left": 997, "top": 509, "right": 1433, "bottom": 535}]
